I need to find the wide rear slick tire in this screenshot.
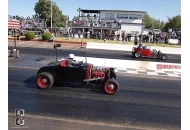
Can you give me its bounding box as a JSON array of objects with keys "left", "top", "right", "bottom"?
[
  {"left": 36, "top": 72, "right": 54, "bottom": 89},
  {"left": 104, "top": 79, "right": 119, "bottom": 95}
]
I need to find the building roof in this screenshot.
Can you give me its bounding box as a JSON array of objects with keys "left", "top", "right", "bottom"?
[{"left": 80, "top": 9, "right": 145, "bottom": 14}]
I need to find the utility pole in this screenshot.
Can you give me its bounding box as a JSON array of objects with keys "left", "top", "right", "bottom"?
[{"left": 51, "top": 0, "right": 52, "bottom": 33}]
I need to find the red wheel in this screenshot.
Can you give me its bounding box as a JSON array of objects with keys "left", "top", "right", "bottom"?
[
  {"left": 104, "top": 79, "right": 119, "bottom": 95},
  {"left": 36, "top": 72, "right": 54, "bottom": 89}
]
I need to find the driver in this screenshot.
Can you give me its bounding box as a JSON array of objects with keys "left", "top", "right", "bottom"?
[
  {"left": 66, "top": 54, "right": 82, "bottom": 67},
  {"left": 66, "top": 54, "right": 77, "bottom": 67}
]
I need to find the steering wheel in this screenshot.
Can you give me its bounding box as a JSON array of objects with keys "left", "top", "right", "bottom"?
[
  {"left": 75, "top": 61, "right": 83, "bottom": 67},
  {"left": 79, "top": 60, "right": 83, "bottom": 64}
]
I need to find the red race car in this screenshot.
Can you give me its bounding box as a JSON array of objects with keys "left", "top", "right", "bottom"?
[{"left": 132, "top": 45, "right": 168, "bottom": 60}]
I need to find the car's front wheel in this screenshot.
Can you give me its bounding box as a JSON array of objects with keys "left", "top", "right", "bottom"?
[
  {"left": 36, "top": 72, "right": 54, "bottom": 89},
  {"left": 104, "top": 79, "right": 119, "bottom": 95},
  {"left": 134, "top": 51, "right": 141, "bottom": 58}
]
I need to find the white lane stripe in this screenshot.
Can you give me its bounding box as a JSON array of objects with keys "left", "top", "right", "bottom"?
[{"left": 116, "top": 72, "right": 180, "bottom": 80}]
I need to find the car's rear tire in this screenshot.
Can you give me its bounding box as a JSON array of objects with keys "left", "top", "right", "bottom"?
[
  {"left": 104, "top": 79, "right": 119, "bottom": 95},
  {"left": 36, "top": 72, "right": 54, "bottom": 89},
  {"left": 161, "top": 54, "right": 168, "bottom": 60},
  {"left": 134, "top": 51, "right": 141, "bottom": 58}
]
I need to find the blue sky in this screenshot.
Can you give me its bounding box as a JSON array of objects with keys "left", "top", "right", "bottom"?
[{"left": 8, "top": 0, "right": 181, "bottom": 21}]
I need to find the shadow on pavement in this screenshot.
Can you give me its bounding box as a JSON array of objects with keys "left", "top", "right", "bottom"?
[{"left": 23, "top": 76, "right": 105, "bottom": 94}]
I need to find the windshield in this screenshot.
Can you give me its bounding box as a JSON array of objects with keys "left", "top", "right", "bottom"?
[{"left": 74, "top": 56, "right": 87, "bottom": 63}]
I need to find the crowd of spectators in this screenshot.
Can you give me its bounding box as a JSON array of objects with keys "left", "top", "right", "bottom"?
[
  {"left": 8, "top": 15, "right": 181, "bottom": 44},
  {"left": 64, "top": 28, "right": 181, "bottom": 45},
  {"left": 8, "top": 15, "right": 47, "bottom": 36},
  {"left": 65, "top": 29, "right": 134, "bottom": 41},
  {"left": 141, "top": 29, "right": 181, "bottom": 44},
  {"left": 71, "top": 16, "right": 121, "bottom": 28}
]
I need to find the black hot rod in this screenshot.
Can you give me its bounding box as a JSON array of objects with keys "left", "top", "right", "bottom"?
[{"left": 36, "top": 59, "right": 119, "bottom": 95}]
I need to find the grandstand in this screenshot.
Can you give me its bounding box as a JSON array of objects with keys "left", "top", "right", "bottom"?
[{"left": 70, "top": 8, "right": 145, "bottom": 40}]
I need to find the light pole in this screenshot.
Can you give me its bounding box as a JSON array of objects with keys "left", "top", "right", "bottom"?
[
  {"left": 77, "top": 7, "right": 81, "bottom": 17},
  {"left": 51, "top": 0, "right": 52, "bottom": 33}
]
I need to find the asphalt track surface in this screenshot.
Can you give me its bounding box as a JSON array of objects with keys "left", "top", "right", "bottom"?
[
  {"left": 8, "top": 63, "right": 181, "bottom": 130},
  {"left": 9, "top": 46, "right": 181, "bottom": 63}
]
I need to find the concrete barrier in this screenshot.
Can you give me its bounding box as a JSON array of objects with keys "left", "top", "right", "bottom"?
[
  {"left": 168, "top": 39, "right": 179, "bottom": 44},
  {"left": 86, "top": 42, "right": 134, "bottom": 51},
  {"left": 72, "top": 56, "right": 181, "bottom": 72},
  {"left": 86, "top": 42, "right": 181, "bottom": 55},
  {"left": 105, "top": 59, "right": 136, "bottom": 69}
]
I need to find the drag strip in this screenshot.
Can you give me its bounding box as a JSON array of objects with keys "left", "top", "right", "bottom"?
[
  {"left": 9, "top": 65, "right": 180, "bottom": 80},
  {"left": 8, "top": 66, "right": 181, "bottom": 130},
  {"left": 9, "top": 46, "right": 181, "bottom": 63}
]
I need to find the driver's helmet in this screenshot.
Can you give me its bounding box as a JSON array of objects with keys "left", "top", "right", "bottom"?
[{"left": 69, "top": 54, "right": 75, "bottom": 59}]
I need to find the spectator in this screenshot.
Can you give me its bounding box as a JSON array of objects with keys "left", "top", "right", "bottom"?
[
  {"left": 134, "top": 35, "right": 138, "bottom": 45},
  {"left": 121, "top": 32, "right": 125, "bottom": 41},
  {"left": 78, "top": 30, "right": 81, "bottom": 38},
  {"left": 51, "top": 33, "right": 54, "bottom": 41}
]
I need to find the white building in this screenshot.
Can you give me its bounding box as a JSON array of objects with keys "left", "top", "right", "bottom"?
[
  {"left": 99, "top": 10, "right": 145, "bottom": 34},
  {"left": 71, "top": 9, "right": 145, "bottom": 39}
]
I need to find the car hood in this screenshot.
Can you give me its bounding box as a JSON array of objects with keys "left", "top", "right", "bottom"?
[{"left": 47, "top": 61, "right": 61, "bottom": 66}]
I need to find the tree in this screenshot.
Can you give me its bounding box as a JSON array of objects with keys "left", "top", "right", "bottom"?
[
  {"left": 152, "top": 18, "right": 160, "bottom": 29},
  {"left": 164, "top": 15, "right": 181, "bottom": 31},
  {"left": 143, "top": 12, "right": 166, "bottom": 30},
  {"left": 34, "top": 0, "right": 68, "bottom": 27},
  {"left": 160, "top": 21, "right": 166, "bottom": 31},
  {"left": 142, "top": 12, "right": 154, "bottom": 29},
  {"left": 34, "top": 0, "right": 50, "bottom": 23}
]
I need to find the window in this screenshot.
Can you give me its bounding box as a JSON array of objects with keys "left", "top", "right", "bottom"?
[
  {"left": 117, "top": 14, "right": 128, "bottom": 19},
  {"left": 105, "top": 13, "right": 114, "bottom": 19},
  {"left": 129, "top": 14, "right": 142, "bottom": 20}
]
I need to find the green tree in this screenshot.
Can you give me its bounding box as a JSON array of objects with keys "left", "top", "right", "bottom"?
[
  {"left": 152, "top": 18, "right": 160, "bottom": 29},
  {"left": 164, "top": 15, "right": 181, "bottom": 31},
  {"left": 34, "top": 0, "right": 68, "bottom": 27},
  {"left": 143, "top": 12, "right": 166, "bottom": 30},
  {"left": 160, "top": 21, "right": 166, "bottom": 31},
  {"left": 142, "top": 12, "right": 154, "bottom": 29}
]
